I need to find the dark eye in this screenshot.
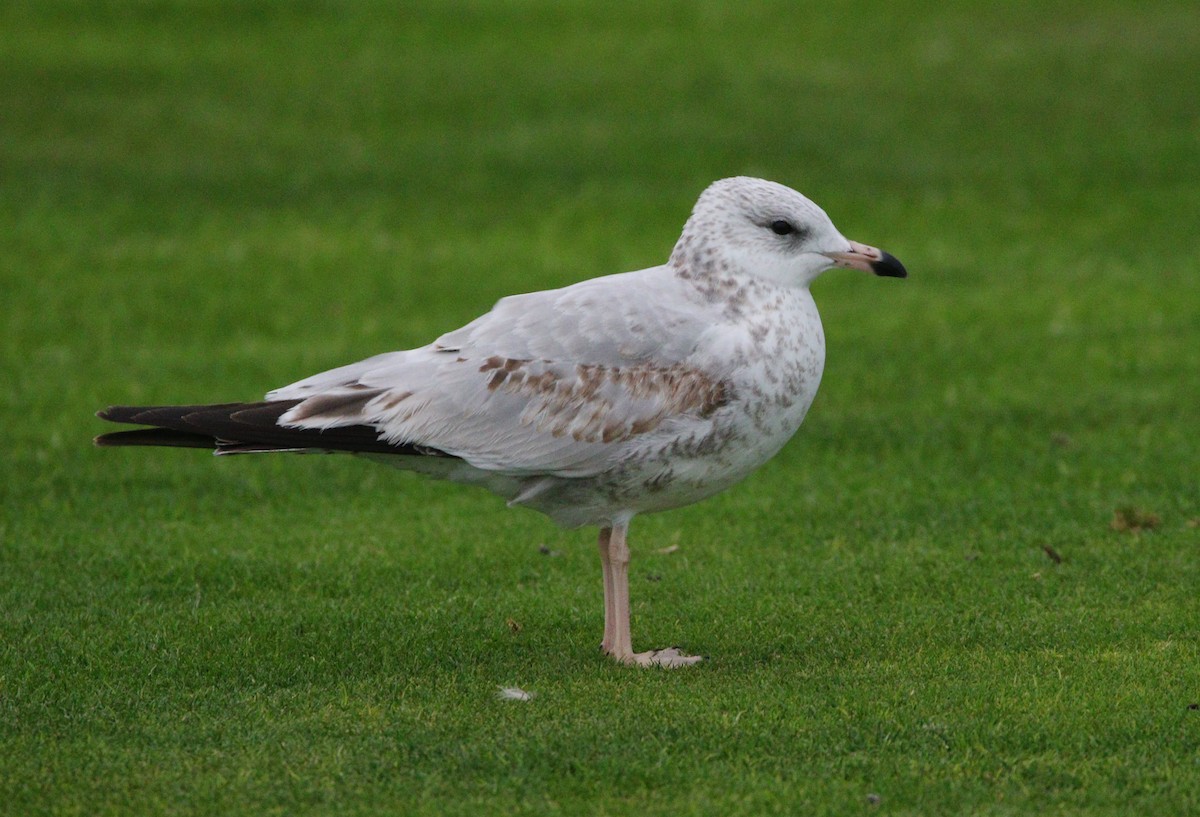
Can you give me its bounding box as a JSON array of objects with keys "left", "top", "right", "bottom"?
[{"left": 769, "top": 219, "right": 795, "bottom": 236}]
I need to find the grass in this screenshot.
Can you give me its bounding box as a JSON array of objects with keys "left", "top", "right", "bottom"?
[{"left": 2, "top": 0, "right": 1199, "bottom": 814}]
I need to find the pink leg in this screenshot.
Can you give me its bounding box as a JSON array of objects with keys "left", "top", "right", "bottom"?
[
  {"left": 597, "top": 527, "right": 617, "bottom": 653},
  {"left": 596, "top": 520, "right": 703, "bottom": 668}
]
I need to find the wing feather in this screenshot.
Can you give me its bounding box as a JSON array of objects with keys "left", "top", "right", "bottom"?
[{"left": 268, "top": 266, "right": 733, "bottom": 476}]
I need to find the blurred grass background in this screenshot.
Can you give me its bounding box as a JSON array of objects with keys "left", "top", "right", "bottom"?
[{"left": 2, "top": 1, "right": 1198, "bottom": 815}]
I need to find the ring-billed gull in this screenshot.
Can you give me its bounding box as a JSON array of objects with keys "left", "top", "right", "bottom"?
[{"left": 96, "top": 176, "right": 906, "bottom": 668}]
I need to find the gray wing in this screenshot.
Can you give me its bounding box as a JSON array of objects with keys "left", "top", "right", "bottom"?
[{"left": 266, "top": 266, "right": 732, "bottom": 476}]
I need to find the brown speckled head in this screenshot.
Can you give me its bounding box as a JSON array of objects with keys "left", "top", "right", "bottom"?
[{"left": 669, "top": 177, "right": 905, "bottom": 286}]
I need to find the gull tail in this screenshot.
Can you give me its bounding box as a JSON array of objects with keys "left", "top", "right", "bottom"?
[{"left": 94, "top": 401, "right": 454, "bottom": 458}]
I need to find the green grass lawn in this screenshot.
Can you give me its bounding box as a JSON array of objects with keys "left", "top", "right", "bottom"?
[{"left": 3, "top": 1, "right": 1199, "bottom": 814}]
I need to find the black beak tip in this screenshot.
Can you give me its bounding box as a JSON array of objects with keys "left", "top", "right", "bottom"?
[{"left": 871, "top": 251, "right": 907, "bottom": 279}]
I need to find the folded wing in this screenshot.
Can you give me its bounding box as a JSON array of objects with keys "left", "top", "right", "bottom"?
[{"left": 267, "top": 268, "right": 731, "bottom": 477}]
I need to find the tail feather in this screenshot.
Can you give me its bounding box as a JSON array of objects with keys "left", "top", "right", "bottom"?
[
  {"left": 94, "top": 427, "right": 221, "bottom": 449},
  {"left": 97, "top": 403, "right": 248, "bottom": 426},
  {"left": 94, "top": 400, "right": 454, "bottom": 458}
]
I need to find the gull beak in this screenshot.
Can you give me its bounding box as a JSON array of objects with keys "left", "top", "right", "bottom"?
[{"left": 824, "top": 240, "right": 907, "bottom": 279}]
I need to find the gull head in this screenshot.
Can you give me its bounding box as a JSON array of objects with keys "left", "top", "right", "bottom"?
[{"left": 669, "top": 176, "right": 906, "bottom": 287}]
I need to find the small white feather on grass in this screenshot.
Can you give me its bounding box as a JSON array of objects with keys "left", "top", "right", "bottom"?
[{"left": 497, "top": 686, "right": 535, "bottom": 701}]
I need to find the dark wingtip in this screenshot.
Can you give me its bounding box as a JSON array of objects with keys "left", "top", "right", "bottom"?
[
  {"left": 94, "top": 427, "right": 219, "bottom": 449},
  {"left": 96, "top": 405, "right": 148, "bottom": 423},
  {"left": 871, "top": 251, "right": 907, "bottom": 279}
]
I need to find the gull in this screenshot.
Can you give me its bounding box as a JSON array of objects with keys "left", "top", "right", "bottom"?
[{"left": 95, "top": 177, "right": 906, "bottom": 668}]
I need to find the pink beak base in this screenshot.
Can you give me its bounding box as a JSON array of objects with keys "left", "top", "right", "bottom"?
[{"left": 825, "top": 240, "right": 907, "bottom": 278}]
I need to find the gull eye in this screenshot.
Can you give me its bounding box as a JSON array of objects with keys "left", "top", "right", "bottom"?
[{"left": 769, "top": 219, "right": 795, "bottom": 236}]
